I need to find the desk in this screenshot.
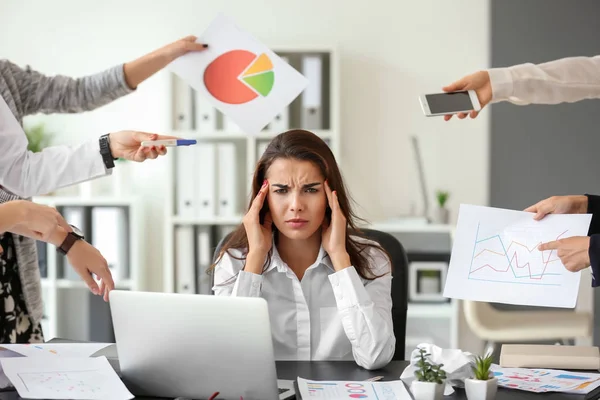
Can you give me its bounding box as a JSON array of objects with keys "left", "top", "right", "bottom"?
[{"left": 0, "top": 344, "right": 594, "bottom": 400}]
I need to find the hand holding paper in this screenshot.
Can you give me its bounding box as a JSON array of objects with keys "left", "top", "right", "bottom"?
[
  {"left": 168, "top": 14, "right": 308, "bottom": 135},
  {"left": 443, "top": 204, "right": 592, "bottom": 308}
]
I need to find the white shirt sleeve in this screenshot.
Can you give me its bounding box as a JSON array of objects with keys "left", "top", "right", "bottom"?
[
  {"left": 488, "top": 55, "right": 600, "bottom": 106},
  {"left": 212, "top": 251, "right": 263, "bottom": 297},
  {"left": 328, "top": 262, "right": 395, "bottom": 370},
  {"left": 0, "top": 97, "right": 109, "bottom": 198}
]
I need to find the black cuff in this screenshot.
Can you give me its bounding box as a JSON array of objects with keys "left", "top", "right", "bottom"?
[
  {"left": 589, "top": 234, "right": 600, "bottom": 288},
  {"left": 585, "top": 194, "right": 600, "bottom": 235}
]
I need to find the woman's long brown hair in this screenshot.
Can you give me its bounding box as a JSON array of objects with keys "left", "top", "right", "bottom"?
[{"left": 211, "top": 129, "right": 389, "bottom": 280}]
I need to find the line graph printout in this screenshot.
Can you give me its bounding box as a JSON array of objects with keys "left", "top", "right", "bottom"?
[
  {"left": 0, "top": 356, "right": 133, "bottom": 399},
  {"left": 443, "top": 204, "right": 592, "bottom": 308}
]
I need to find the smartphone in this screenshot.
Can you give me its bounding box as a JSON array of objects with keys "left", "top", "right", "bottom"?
[{"left": 419, "top": 90, "right": 481, "bottom": 117}]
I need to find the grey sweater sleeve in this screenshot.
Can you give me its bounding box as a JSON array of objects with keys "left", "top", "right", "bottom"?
[{"left": 3, "top": 60, "right": 135, "bottom": 116}]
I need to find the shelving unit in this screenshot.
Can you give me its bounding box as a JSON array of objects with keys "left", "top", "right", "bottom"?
[
  {"left": 32, "top": 196, "right": 143, "bottom": 342},
  {"left": 163, "top": 45, "right": 340, "bottom": 295}
]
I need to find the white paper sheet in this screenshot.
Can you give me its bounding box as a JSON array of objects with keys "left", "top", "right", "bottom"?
[
  {"left": 297, "top": 377, "right": 411, "bottom": 400},
  {"left": 168, "top": 13, "right": 308, "bottom": 135},
  {"left": 0, "top": 343, "right": 111, "bottom": 358},
  {"left": 491, "top": 365, "right": 600, "bottom": 394},
  {"left": 443, "top": 204, "right": 592, "bottom": 308},
  {"left": 0, "top": 347, "right": 24, "bottom": 389},
  {"left": 1, "top": 356, "right": 133, "bottom": 400}
]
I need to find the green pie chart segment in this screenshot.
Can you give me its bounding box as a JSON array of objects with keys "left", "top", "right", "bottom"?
[{"left": 243, "top": 71, "right": 274, "bottom": 97}]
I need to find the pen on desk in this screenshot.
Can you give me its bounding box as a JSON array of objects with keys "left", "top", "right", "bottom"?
[
  {"left": 365, "top": 376, "right": 384, "bottom": 382},
  {"left": 141, "top": 139, "right": 197, "bottom": 147}
]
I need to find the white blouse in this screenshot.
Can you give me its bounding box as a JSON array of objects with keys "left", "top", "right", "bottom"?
[
  {"left": 0, "top": 95, "right": 108, "bottom": 198},
  {"left": 212, "top": 236, "right": 396, "bottom": 370},
  {"left": 488, "top": 55, "right": 600, "bottom": 106}
]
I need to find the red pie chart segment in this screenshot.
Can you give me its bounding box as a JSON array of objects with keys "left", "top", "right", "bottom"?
[{"left": 204, "top": 50, "right": 258, "bottom": 104}]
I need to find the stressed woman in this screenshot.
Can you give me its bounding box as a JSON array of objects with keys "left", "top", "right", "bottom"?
[{"left": 212, "top": 129, "right": 395, "bottom": 370}]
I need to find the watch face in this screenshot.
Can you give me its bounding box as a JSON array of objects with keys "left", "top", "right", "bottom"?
[{"left": 70, "top": 225, "right": 84, "bottom": 239}]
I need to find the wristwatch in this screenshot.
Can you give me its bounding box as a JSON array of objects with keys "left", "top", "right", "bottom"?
[
  {"left": 57, "top": 225, "right": 85, "bottom": 255},
  {"left": 99, "top": 133, "right": 117, "bottom": 169}
]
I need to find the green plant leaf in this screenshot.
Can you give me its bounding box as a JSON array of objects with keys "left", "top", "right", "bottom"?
[
  {"left": 414, "top": 347, "right": 447, "bottom": 383},
  {"left": 24, "top": 122, "right": 54, "bottom": 153},
  {"left": 471, "top": 354, "right": 494, "bottom": 380},
  {"left": 435, "top": 190, "right": 450, "bottom": 208}
]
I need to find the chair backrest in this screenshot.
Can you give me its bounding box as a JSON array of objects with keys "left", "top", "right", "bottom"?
[
  {"left": 211, "top": 229, "right": 409, "bottom": 361},
  {"left": 356, "top": 229, "right": 408, "bottom": 361}
]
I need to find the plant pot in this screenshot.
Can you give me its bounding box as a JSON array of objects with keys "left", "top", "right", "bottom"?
[
  {"left": 411, "top": 381, "right": 445, "bottom": 400},
  {"left": 433, "top": 207, "right": 450, "bottom": 224},
  {"left": 465, "top": 377, "right": 498, "bottom": 400}
]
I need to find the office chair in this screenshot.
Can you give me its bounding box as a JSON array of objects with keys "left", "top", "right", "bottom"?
[{"left": 211, "top": 228, "right": 409, "bottom": 360}]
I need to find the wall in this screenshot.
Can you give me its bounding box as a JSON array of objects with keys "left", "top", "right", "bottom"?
[
  {"left": 490, "top": 0, "right": 600, "bottom": 344},
  {"left": 0, "top": 0, "right": 490, "bottom": 291}
]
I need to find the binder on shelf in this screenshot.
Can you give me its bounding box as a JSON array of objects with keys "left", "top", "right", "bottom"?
[
  {"left": 216, "top": 225, "right": 237, "bottom": 244},
  {"left": 36, "top": 240, "right": 48, "bottom": 278},
  {"left": 176, "top": 147, "right": 197, "bottom": 218},
  {"left": 268, "top": 56, "right": 290, "bottom": 133},
  {"left": 91, "top": 207, "right": 129, "bottom": 282},
  {"left": 301, "top": 55, "right": 323, "bottom": 130},
  {"left": 216, "top": 142, "right": 238, "bottom": 217},
  {"left": 172, "top": 76, "right": 193, "bottom": 130},
  {"left": 256, "top": 139, "right": 270, "bottom": 161},
  {"left": 196, "top": 226, "right": 213, "bottom": 295},
  {"left": 194, "top": 143, "right": 217, "bottom": 219},
  {"left": 175, "top": 225, "right": 196, "bottom": 294},
  {"left": 194, "top": 91, "right": 217, "bottom": 132}
]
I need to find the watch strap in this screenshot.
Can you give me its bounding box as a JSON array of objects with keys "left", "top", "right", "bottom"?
[
  {"left": 99, "top": 134, "right": 116, "bottom": 169},
  {"left": 57, "top": 232, "right": 80, "bottom": 255}
]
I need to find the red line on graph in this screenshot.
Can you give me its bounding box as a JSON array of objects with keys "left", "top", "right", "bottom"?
[{"left": 470, "top": 229, "right": 567, "bottom": 279}]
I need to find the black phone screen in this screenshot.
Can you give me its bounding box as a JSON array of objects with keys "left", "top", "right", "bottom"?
[{"left": 426, "top": 91, "right": 474, "bottom": 113}]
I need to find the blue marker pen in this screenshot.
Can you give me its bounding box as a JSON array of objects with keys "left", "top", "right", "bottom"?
[{"left": 141, "top": 139, "right": 197, "bottom": 147}]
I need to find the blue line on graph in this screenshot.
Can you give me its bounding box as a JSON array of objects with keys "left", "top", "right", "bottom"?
[
  {"left": 468, "top": 222, "right": 560, "bottom": 284},
  {"left": 371, "top": 382, "right": 381, "bottom": 400},
  {"left": 468, "top": 222, "right": 481, "bottom": 279}
]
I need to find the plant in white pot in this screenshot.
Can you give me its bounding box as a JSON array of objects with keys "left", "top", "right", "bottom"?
[
  {"left": 434, "top": 190, "right": 450, "bottom": 224},
  {"left": 465, "top": 354, "right": 498, "bottom": 400},
  {"left": 411, "top": 348, "right": 447, "bottom": 400}
]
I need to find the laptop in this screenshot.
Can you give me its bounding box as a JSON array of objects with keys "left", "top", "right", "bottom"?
[{"left": 109, "top": 290, "right": 295, "bottom": 400}]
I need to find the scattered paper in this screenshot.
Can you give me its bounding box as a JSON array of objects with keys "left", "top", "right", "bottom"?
[
  {"left": 0, "top": 343, "right": 111, "bottom": 358},
  {"left": 0, "top": 347, "right": 24, "bottom": 389},
  {"left": 1, "top": 356, "right": 133, "bottom": 399},
  {"left": 297, "top": 377, "right": 411, "bottom": 400},
  {"left": 491, "top": 365, "right": 600, "bottom": 394},
  {"left": 443, "top": 204, "right": 592, "bottom": 308},
  {"left": 168, "top": 13, "right": 308, "bottom": 135}
]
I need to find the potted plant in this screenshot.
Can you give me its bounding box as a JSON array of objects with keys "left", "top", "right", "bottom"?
[
  {"left": 411, "top": 348, "right": 447, "bottom": 400},
  {"left": 24, "top": 122, "right": 54, "bottom": 153},
  {"left": 434, "top": 190, "right": 450, "bottom": 224},
  {"left": 465, "top": 354, "right": 497, "bottom": 400}
]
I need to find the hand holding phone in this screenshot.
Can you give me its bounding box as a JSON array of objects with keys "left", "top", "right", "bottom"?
[
  {"left": 419, "top": 90, "right": 481, "bottom": 117},
  {"left": 439, "top": 70, "right": 492, "bottom": 120}
]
